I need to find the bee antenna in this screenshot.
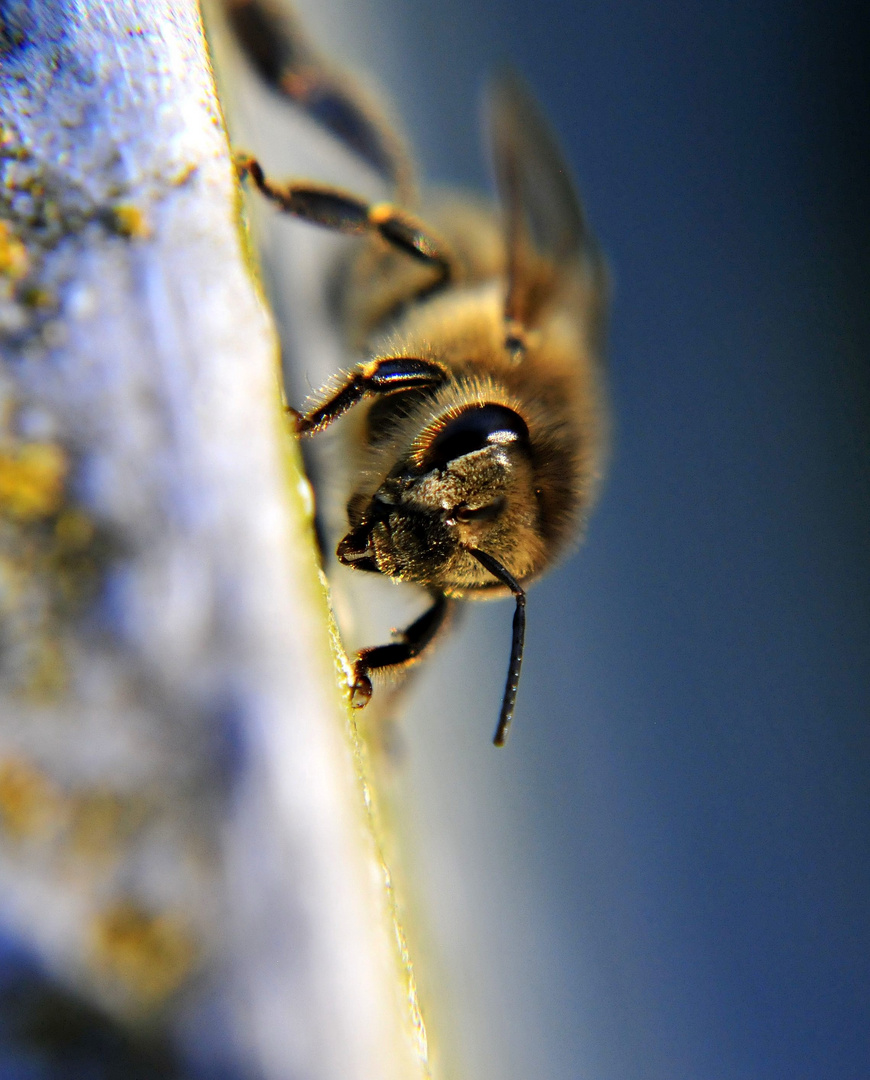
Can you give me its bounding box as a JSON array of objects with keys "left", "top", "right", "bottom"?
[{"left": 467, "top": 547, "right": 526, "bottom": 746}]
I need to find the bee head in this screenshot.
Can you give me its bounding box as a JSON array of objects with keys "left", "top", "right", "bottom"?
[{"left": 338, "top": 402, "right": 546, "bottom": 592}]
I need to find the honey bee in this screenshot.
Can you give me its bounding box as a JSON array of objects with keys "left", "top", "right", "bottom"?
[{"left": 225, "top": 0, "right": 609, "bottom": 744}]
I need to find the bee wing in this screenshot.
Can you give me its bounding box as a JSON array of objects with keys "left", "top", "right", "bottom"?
[{"left": 487, "top": 71, "right": 596, "bottom": 327}]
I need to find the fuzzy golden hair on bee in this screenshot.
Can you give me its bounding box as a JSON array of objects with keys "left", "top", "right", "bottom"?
[{"left": 227, "top": 0, "right": 609, "bottom": 744}]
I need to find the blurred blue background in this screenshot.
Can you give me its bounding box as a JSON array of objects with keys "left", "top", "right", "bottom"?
[{"left": 308, "top": 0, "right": 870, "bottom": 1078}]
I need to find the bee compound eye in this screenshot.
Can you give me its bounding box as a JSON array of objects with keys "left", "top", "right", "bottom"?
[{"left": 423, "top": 404, "right": 529, "bottom": 472}]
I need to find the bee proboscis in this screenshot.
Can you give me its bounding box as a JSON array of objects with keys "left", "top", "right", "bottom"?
[{"left": 226, "top": 0, "right": 609, "bottom": 745}]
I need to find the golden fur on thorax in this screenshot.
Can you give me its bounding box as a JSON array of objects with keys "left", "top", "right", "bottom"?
[{"left": 338, "top": 236, "right": 608, "bottom": 594}]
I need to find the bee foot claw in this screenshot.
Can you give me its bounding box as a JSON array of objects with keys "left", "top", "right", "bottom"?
[{"left": 350, "top": 669, "right": 372, "bottom": 708}]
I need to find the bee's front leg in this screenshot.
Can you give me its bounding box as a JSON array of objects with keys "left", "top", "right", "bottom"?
[{"left": 349, "top": 592, "right": 454, "bottom": 708}]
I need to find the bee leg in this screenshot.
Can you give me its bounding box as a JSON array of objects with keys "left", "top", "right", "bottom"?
[
  {"left": 294, "top": 355, "right": 447, "bottom": 434},
  {"left": 350, "top": 593, "right": 454, "bottom": 708},
  {"left": 225, "top": 0, "right": 415, "bottom": 201},
  {"left": 235, "top": 155, "right": 456, "bottom": 289}
]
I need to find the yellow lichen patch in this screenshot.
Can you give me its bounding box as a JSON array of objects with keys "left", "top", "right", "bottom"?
[
  {"left": 0, "top": 221, "right": 29, "bottom": 279},
  {"left": 19, "top": 284, "right": 53, "bottom": 309},
  {"left": 0, "top": 756, "right": 66, "bottom": 842},
  {"left": 109, "top": 203, "right": 150, "bottom": 239},
  {"left": 170, "top": 162, "right": 198, "bottom": 188},
  {"left": 90, "top": 901, "right": 197, "bottom": 1008},
  {"left": 0, "top": 436, "right": 110, "bottom": 700},
  {"left": 0, "top": 442, "right": 68, "bottom": 522},
  {"left": 66, "top": 788, "right": 148, "bottom": 867},
  {"left": 54, "top": 506, "right": 95, "bottom": 549},
  {"left": 51, "top": 507, "right": 102, "bottom": 612},
  {"left": 22, "top": 633, "right": 68, "bottom": 700}
]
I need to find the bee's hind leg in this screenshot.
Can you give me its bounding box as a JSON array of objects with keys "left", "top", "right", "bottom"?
[
  {"left": 227, "top": 1, "right": 459, "bottom": 299},
  {"left": 235, "top": 155, "right": 456, "bottom": 291},
  {"left": 225, "top": 0, "right": 415, "bottom": 201}
]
